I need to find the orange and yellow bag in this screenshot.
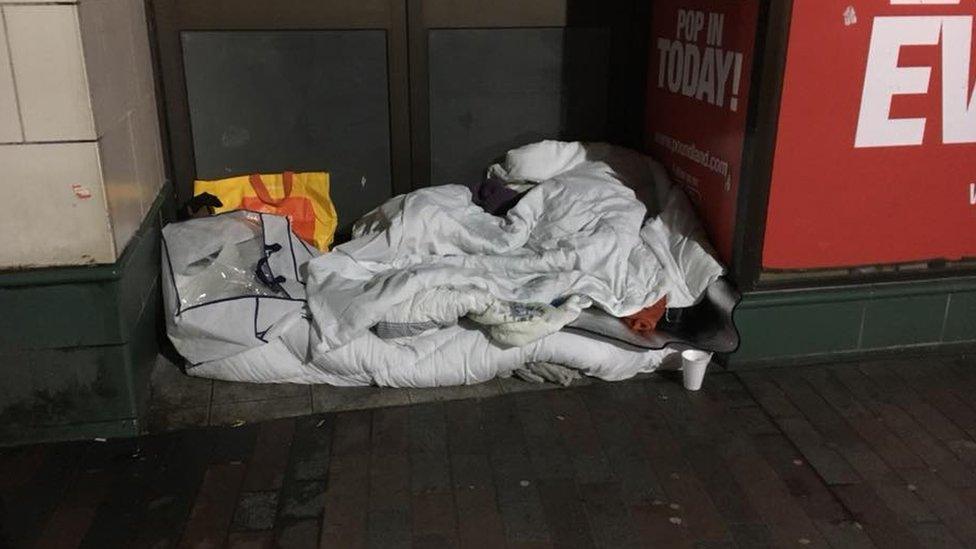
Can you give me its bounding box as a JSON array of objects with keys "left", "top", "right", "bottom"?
[{"left": 194, "top": 171, "right": 338, "bottom": 251}]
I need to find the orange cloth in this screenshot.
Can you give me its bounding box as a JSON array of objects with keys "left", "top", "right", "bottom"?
[{"left": 623, "top": 297, "right": 668, "bottom": 333}]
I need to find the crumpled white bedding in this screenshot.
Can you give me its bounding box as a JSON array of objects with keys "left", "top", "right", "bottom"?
[
  {"left": 187, "top": 141, "right": 724, "bottom": 386},
  {"left": 306, "top": 141, "right": 722, "bottom": 352}
]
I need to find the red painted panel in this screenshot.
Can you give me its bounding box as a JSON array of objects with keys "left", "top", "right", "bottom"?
[
  {"left": 645, "top": 0, "right": 760, "bottom": 264},
  {"left": 763, "top": 0, "right": 976, "bottom": 269}
]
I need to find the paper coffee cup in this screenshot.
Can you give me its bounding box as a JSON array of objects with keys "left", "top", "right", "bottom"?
[{"left": 681, "top": 349, "right": 711, "bottom": 391}]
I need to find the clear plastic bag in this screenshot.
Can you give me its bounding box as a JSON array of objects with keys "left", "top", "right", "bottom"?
[{"left": 171, "top": 213, "right": 283, "bottom": 309}]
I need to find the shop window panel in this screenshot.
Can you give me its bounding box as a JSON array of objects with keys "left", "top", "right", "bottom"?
[
  {"left": 428, "top": 27, "right": 609, "bottom": 185},
  {"left": 181, "top": 30, "right": 392, "bottom": 232}
]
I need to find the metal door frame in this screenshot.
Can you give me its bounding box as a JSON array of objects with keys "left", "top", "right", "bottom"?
[{"left": 150, "top": 0, "right": 412, "bottom": 203}]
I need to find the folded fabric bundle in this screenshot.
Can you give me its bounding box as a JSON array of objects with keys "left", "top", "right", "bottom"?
[
  {"left": 623, "top": 297, "right": 668, "bottom": 333},
  {"left": 513, "top": 362, "right": 582, "bottom": 386}
]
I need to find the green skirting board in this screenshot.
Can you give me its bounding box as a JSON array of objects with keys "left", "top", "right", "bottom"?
[
  {"left": 0, "top": 184, "right": 172, "bottom": 446},
  {"left": 728, "top": 276, "right": 976, "bottom": 369}
]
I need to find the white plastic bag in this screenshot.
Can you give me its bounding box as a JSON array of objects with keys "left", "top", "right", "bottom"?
[{"left": 161, "top": 211, "right": 319, "bottom": 365}]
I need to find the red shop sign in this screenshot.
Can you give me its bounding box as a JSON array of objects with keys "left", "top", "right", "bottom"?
[
  {"left": 763, "top": 0, "right": 976, "bottom": 269},
  {"left": 645, "top": 0, "right": 761, "bottom": 264}
]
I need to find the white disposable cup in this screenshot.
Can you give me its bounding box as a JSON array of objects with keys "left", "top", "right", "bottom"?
[{"left": 681, "top": 350, "right": 712, "bottom": 391}]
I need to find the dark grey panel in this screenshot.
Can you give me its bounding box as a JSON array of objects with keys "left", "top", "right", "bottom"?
[
  {"left": 428, "top": 27, "right": 610, "bottom": 185},
  {"left": 181, "top": 31, "right": 393, "bottom": 231}
]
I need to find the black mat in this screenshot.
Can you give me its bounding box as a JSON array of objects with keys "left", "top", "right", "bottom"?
[{"left": 565, "top": 277, "right": 741, "bottom": 353}]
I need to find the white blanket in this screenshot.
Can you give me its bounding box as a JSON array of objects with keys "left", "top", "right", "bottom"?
[
  {"left": 305, "top": 141, "right": 722, "bottom": 352},
  {"left": 188, "top": 141, "right": 724, "bottom": 386}
]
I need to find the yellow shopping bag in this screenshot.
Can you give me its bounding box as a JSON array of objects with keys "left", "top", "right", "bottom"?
[{"left": 194, "top": 171, "right": 338, "bottom": 251}]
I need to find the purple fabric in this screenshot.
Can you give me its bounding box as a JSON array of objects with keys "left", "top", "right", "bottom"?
[{"left": 467, "top": 176, "right": 527, "bottom": 216}]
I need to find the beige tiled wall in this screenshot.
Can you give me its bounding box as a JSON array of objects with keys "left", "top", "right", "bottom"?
[
  {"left": 5, "top": 5, "right": 96, "bottom": 141},
  {"left": 0, "top": 0, "right": 164, "bottom": 269},
  {"left": 79, "top": 0, "right": 164, "bottom": 251},
  {"left": 0, "top": 19, "right": 22, "bottom": 143},
  {"left": 0, "top": 143, "right": 115, "bottom": 267}
]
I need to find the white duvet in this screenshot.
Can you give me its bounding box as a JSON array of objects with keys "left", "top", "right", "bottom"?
[{"left": 187, "top": 141, "right": 724, "bottom": 386}]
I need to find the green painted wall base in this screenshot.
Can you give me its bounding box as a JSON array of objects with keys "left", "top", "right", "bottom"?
[
  {"left": 0, "top": 185, "right": 172, "bottom": 446},
  {"left": 727, "top": 276, "right": 976, "bottom": 369}
]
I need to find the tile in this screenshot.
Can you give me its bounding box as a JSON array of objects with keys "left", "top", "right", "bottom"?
[
  {"left": 279, "top": 480, "right": 327, "bottom": 519},
  {"left": 146, "top": 405, "right": 209, "bottom": 433},
  {"left": 0, "top": 14, "right": 22, "bottom": 142},
  {"left": 495, "top": 375, "right": 559, "bottom": 394},
  {"left": 292, "top": 459, "right": 330, "bottom": 482},
  {"left": 77, "top": 0, "right": 137, "bottom": 136},
  {"left": 242, "top": 419, "right": 296, "bottom": 492},
  {"left": 209, "top": 396, "right": 311, "bottom": 427},
  {"left": 226, "top": 531, "right": 273, "bottom": 549},
  {"left": 209, "top": 422, "right": 260, "bottom": 464},
  {"left": 732, "top": 301, "right": 864, "bottom": 362},
  {"left": 0, "top": 344, "right": 135, "bottom": 429},
  {"left": 31, "top": 469, "right": 111, "bottom": 549},
  {"left": 231, "top": 491, "right": 278, "bottom": 531},
  {"left": 286, "top": 415, "right": 332, "bottom": 482},
  {"left": 97, "top": 113, "right": 142, "bottom": 250},
  {"left": 366, "top": 509, "right": 410, "bottom": 548},
  {"left": 5, "top": 5, "right": 95, "bottom": 141},
  {"left": 149, "top": 356, "right": 212, "bottom": 410},
  {"left": 944, "top": 292, "right": 976, "bottom": 343},
  {"left": 128, "top": 0, "right": 155, "bottom": 101},
  {"left": 0, "top": 142, "right": 114, "bottom": 268},
  {"left": 179, "top": 463, "right": 246, "bottom": 548},
  {"left": 412, "top": 492, "right": 459, "bottom": 546},
  {"left": 861, "top": 294, "right": 947, "bottom": 348},
  {"left": 311, "top": 385, "right": 411, "bottom": 413},
  {"left": 274, "top": 519, "right": 319, "bottom": 549},
  {"left": 407, "top": 379, "right": 503, "bottom": 404},
  {"left": 77, "top": 0, "right": 163, "bottom": 246},
  {"left": 212, "top": 380, "right": 309, "bottom": 404},
  {"left": 131, "top": 97, "right": 164, "bottom": 218}
]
